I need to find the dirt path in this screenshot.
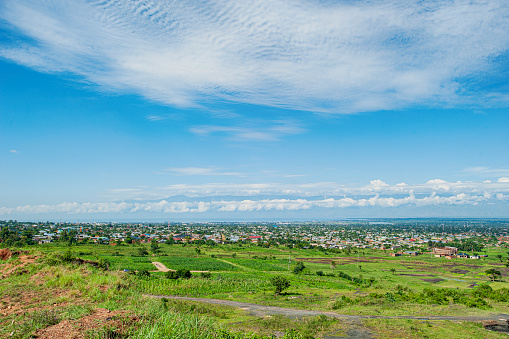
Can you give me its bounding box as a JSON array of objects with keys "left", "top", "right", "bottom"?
[
  {"left": 151, "top": 262, "right": 210, "bottom": 273},
  {"left": 146, "top": 294, "right": 509, "bottom": 322},
  {"left": 152, "top": 262, "right": 170, "bottom": 272}
]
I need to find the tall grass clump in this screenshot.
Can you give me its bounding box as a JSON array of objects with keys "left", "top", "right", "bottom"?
[
  {"left": 132, "top": 298, "right": 273, "bottom": 339},
  {"left": 136, "top": 275, "right": 270, "bottom": 297}
]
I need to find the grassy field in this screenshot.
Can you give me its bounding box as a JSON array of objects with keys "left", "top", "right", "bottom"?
[{"left": 1, "top": 242, "right": 509, "bottom": 338}]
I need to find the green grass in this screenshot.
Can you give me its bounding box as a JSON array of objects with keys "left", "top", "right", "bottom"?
[
  {"left": 4, "top": 244, "right": 509, "bottom": 338},
  {"left": 157, "top": 256, "right": 240, "bottom": 271},
  {"left": 222, "top": 258, "right": 288, "bottom": 271}
]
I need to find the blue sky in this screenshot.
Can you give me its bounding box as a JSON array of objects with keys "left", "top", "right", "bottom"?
[{"left": 1, "top": 0, "right": 509, "bottom": 221}]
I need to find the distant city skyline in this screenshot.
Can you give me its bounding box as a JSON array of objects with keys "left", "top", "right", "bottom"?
[{"left": 1, "top": 0, "right": 509, "bottom": 221}]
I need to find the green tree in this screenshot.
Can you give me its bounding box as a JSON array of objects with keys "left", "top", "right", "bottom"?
[
  {"left": 485, "top": 268, "right": 501, "bottom": 282},
  {"left": 137, "top": 269, "right": 150, "bottom": 277},
  {"left": 292, "top": 261, "right": 305, "bottom": 274},
  {"left": 270, "top": 276, "right": 291, "bottom": 295},
  {"left": 165, "top": 271, "right": 179, "bottom": 279},
  {"left": 150, "top": 240, "right": 160, "bottom": 253},
  {"left": 67, "top": 230, "right": 77, "bottom": 246},
  {"left": 0, "top": 227, "right": 19, "bottom": 246},
  {"left": 137, "top": 247, "right": 149, "bottom": 256},
  {"left": 59, "top": 229, "right": 69, "bottom": 242},
  {"left": 176, "top": 268, "right": 192, "bottom": 279}
]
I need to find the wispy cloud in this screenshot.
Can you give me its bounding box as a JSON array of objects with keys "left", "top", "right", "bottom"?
[
  {"left": 1, "top": 1, "right": 508, "bottom": 113},
  {"left": 190, "top": 120, "right": 305, "bottom": 141},
  {"left": 2, "top": 177, "right": 508, "bottom": 215},
  {"left": 462, "top": 166, "right": 509, "bottom": 178},
  {"left": 1, "top": 191, "right": 507, "bottom": 215},
  {"left": 160, "top": 167, "right": 244, "bottom": 177},
  {"left": 9, "top": 150, "right": 18, "bottom": 153},
  {"left": 146, "top": 115, "right": 167, "bottom": 121},
  {"left": 103, "top": 178, "right": 509, "bottom": 201}
]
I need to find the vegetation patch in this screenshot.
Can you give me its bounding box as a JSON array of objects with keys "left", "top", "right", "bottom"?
[{"left": 158, "top": 257, "right": 240, "bottom": 271}]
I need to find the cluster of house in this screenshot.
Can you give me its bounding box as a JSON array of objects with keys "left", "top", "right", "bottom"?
[
  {"left": 432, "top": 246, "right": 483, "bottom": 259},
  {"left": 9, "top": 222, "right": 506, "bottom": 256}
]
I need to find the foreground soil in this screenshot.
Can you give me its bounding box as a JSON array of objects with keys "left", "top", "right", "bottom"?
[{"left": 34, "top": 308, "right": 137, "bottom": 339}]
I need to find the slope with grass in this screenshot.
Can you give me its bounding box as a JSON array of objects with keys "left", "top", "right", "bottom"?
[{"left": 2, "top": 244, "right": 509, "bottom": 338}]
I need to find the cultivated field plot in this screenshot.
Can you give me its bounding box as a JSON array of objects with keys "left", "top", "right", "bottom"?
[
  {"left": 107, "top": 256, "right": 156, "bottom": 271},
  {"left": 78, "top": 254, "right": 156, "bottom": 271},
  {"left": 223, "top": 258, "right": 287, "bottom": 271},
  {"left": 157, "top": 256, "right": 240, "bottom": 271}
]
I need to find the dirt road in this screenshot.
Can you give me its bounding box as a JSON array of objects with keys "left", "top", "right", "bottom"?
[
  {"left": 151, "top": 262, "right": 209, "bottom": 273},
  {"left": 146, "top": 294, "right": 509, "bottom": 322},
  {"left": 151, "top": 262, "right": 169, "bottom": 272}
]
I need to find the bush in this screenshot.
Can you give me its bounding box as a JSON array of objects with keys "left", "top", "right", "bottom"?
[
  {"left": 292, "top": 261, "right": 305, "bottom": 274},
  {"left": 316, "top": 271, "right": 323, "bottom": 276},
  {"left": 61, "top": 250, "right": 75, "bottom": 262},
  {"left": 385, "top": 292, "right": 396, "bottom": 302},
  {"left": 97, "top": 258, "right": 110, "bottom": 271},
  {"left": 137, "top": 269, "right": 151, "bottom": 277},
  {"left": 137, "top": 247, "right": 149, "bottom": 256},
  {"left": 165, "top": 271, "right": 179, "bottom": 279},
  {"left": 200, "top": 272, "right": 212, "bottom": 279},
  {"left": 176, "top": 268, "right": 192, "bottom": 279},
  {"left": 270, "top": 276, "right": 291, "bottom": 295}
]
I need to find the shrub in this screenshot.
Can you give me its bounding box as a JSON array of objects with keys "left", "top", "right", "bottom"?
[
  {"left": 316, "top": 271, "right": 324, "bottom": 276},
  {"left": 292, "top": 261, "right": 305, "bottom": 274},
  {"left": 97, "top": 258, "right": 110, "bottom": 271},
  {"left": 137, "top": 248, "right": 149, "bottom": 256},
  {"left": 165, "top": 271, "right": 179, "bottom": 279},
  {"left": 61, "top": 250, "right": 75, "bottom": 262},
  {"left": 137, "top": 269, "right": 151, "bottom": 277},
  {"left": 385, "top": 292, "right": 396, "bottom": 302},
  {"left": 270, "top": 276, "right": 291, "bottom": 294},
  {"left": 200, "top": 272, "right": 212, "bottom": 279},
  {"left": 176, "top": 268, "right": 192, "bottom": 279}
]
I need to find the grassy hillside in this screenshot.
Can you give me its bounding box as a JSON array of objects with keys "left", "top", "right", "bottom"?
[{"left": 1, "top": 243, "right": 509, "bottom": 338}]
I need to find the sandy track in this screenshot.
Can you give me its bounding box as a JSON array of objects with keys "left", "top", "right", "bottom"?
[
  {"left": 146, "top": 294, "right": 509, "bottom": 322},
  {"left": 152, "top": 262, "right": 170, "bottom": 272},
  {"left": 151, "top": 262, "right": 209, "bottom": 273}
]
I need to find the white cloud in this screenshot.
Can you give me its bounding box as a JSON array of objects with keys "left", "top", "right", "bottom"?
[
  {"left": 463, "top": 167, "right": 509, "bottom": 177},
  {"left": 104, "top": 178, "right": 509, "bottom": 201},
  {"left": 161, "top": 167, "right": 244, "bottom": 177},
  {"left": 1, "top": 0, "right": 508, "bottom": 113},
  {"left": 146, "top": 115, "right": 166, "bottom": 121},
  {"left": 9, "top": 150, "right": 18, "bottom": 153},
  {"left": 2, "top": 178, "right": 508, "bottom": 216},
  {"left": 498, "top": 177, "right": 509, "bottom": 183},
  {"left": 425, "top": 179, "right": 450, "bottom": 191},
  {"left": 0, "top": 191, "right": 503, "bottom": 215},
  {"left": 190, "top": 120, "right": 305, "bottom": 141}
]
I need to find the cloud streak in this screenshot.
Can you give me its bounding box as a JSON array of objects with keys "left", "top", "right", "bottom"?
[
  {"left": 2, "top": 178, "right": 507, "bottom": 215},
  {"left": 1, "top": 0, "right": 508, "bottom": 113},
  {"left": 160, "top": 167, "right": 244, "bottom": 177},
  {"left": 190, "top": 120, "right": 305, "bottom": 141},
  {"left": 463, "top": 167, "right": 509, "bottom": 178},
  {"left": 105, "top": 178, "right": 509, "bottom": 200},
  {"left": 1, "top": 191, "right": 507, "bottom": 215}
]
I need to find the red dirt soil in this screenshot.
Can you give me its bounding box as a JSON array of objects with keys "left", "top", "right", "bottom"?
[{"left": 34, "top": 308, "right": 137, "bottom": 339}]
